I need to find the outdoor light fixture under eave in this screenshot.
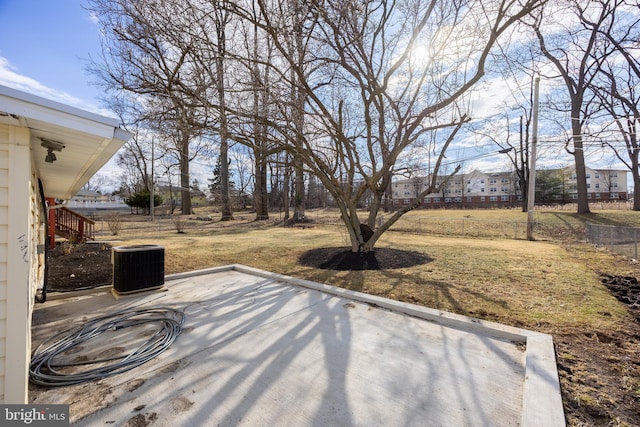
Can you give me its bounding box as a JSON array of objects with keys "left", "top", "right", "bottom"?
[
  {"left": 45, "top": 149, "right": 56, "bottom": 163},
  {"left": 41, "top": 138, "right": 65, "bottom": 163}
]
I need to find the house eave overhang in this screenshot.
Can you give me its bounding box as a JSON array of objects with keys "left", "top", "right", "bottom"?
[{"left": 0, "top": 85, "right": 132, "bottom": 199}]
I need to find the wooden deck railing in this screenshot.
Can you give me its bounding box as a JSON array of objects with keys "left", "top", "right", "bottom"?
[{"left": 52, "top": 207, "right": 96, "bottom": 246}]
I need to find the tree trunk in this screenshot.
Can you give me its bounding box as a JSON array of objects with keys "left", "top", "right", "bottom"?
[
  {"left": 254, "top": 152, "right": 269, "bottom": 220},
  {"left": 339, "top": 197, "right": 382, "bottom": 254},
  {"left": 215, "top": 11, "right": 233, "bottom": 221},
  {"left": 633, "top": 156, "right": 640, "bottom": 211},
  {"left": 180, "top": 135, "right": 192, "bottom": 215},
  {"left": 519, "top": 169, "right": 528, "bottom": 212},
  {"left": 572, "top": 118, "right": 591, "bottom": 214},
  {"left": 219, "top": 136, "right": 233, "bottom": 220},
  {"left": 292, "top": 155, "right": 305, "bottom": 221},
  {"left": 290, "top": 7, "right": 306, "bottom": 223},
  {"left": 283, "top": 155, "right": 291, "bottom": 220},
  {"left": 519, "top": 116, "right": 529, "bottom": 212}
]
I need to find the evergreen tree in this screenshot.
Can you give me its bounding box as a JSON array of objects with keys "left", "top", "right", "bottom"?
[
  {"left": 125, "top": 190, "right": 163, "bottom": 214},
  {"left": 209, "top": 156, "right": 235, "bottom": 201}
]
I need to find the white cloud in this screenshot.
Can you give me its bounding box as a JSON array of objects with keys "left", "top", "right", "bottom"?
[
  {"left": 0, "top": 56, "right": 116, "bottom": 118},
  {"left": 88, "top": 12, "right": 100, "bottom": 25}
]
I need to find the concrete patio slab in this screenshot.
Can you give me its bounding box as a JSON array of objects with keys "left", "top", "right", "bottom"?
[{"left": 30, "top": 265, "right": 565, "bottom": 426}]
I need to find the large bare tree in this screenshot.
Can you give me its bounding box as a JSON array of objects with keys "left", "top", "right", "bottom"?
[
  {"left": 191, "top": 0, "right": 235, "bottom": 220},
  {"left": 588, "top": 1, "right": 640, "bottom": 210},
  {"left": 596, "top": 65, "right": 640, "bottom": 209},
  {"left": 233, "top": 0, "right": 543, "bottom": 252},
  {"left": 229, "top": 0, "right": 312, "bottom": 221},
  {"left": 530, "top": 0, "right": 626, "bottom": 214},
  {"left": 88, "top": 0, "right": 220, "bottom": 215}
]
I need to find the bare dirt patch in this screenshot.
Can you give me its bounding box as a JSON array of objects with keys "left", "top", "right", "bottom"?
[
  {"left": 600, "top": 274, "right": 640, "bottom": 322},
  {"left": 552, "top": 328, "right": 640, "bottom": 426},
  {"left": 46, "top": 243, "right": 113, "bottom": 292}
]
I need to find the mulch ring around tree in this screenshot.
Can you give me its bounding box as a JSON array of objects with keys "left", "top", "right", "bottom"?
[{"left": 298, "top": 247, "right": 433, "bottom": 271}]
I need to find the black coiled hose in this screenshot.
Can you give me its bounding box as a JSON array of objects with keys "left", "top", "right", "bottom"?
[{"left": 30, "top": 307, "right": 184, "bottom": 387}]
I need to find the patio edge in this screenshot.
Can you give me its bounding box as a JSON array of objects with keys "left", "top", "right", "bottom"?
[{"left": 166, "top": 264, "right": 566, "bottom": 427}]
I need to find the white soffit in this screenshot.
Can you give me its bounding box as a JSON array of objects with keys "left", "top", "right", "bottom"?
[{"left": 0, "top": 85, "right": 132, "bottom": 199}]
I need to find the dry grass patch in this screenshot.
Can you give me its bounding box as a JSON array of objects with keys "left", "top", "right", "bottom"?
[
  {"left": 117, "top": 225, "right": 343, "bottom": 275},
  {"left": 360, "top": 235, "right": 630, "bottom": 330},
  {"left": 109, "top": 218, "right": 631, "bottom": 331}
]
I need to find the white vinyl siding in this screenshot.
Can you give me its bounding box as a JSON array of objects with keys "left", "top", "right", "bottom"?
[
  {"left": 0, "top": 128, "right": 8, "bottom": 402},
  {"left": 0, "top": 86, "right": 129, "bottom": 403},
  {"left": 1, "top": 124, "right": 36, "bottom": 403}
]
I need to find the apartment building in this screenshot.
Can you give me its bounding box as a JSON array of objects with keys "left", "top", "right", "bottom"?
[{"left": 391, "top": 166, "right": 628, "bottom": 208}]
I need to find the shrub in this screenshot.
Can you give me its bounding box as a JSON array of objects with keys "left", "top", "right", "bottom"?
[
  {"left": 106, "top": 212, "right": 122, "bottom": 235},
  {"left": 171, "top": 215, "right": 187, "bottom": 234}
]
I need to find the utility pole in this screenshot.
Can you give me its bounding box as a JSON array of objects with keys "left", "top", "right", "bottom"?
[
  {"left": 150, "top": 137, "right": 155, "bottom": 221},
  {"left": 520, "top": 115, "right": 526, "bottom": 212},
  {"left": 527, "top": 77, "right": 540, "bottom": 240}
]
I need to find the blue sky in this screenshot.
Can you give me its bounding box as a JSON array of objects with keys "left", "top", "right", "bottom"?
[
  {"left": 0, "top": 0, "right": 107, "bottom": 113},
  {"left": 0, "top": 1, "right": 631, "bottom": 191},
  {"left": 0, "top": 0, "right": 128, "bottom": 185}
]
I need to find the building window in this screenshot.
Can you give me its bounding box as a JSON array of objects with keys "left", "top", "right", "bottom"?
[
  {"left": 595, "top": 173, "right": 600, "bottom": 179},
  {"left": 501, "top": 178, "right": 509, "bottom": 183},
  {"left": 490, "top": 187, "right": 497, "bottom": 193},
  {"left": 480, "top": 196, "right": 486, "bottom": 202},
  {"left": 501, "top": 195, "right": 509, "bottom": 201},
  {"left": 613, "top": 182, "right": 618, "bottom": 188},
  {"left": 587, "top": 183, "right": 590, "bottom": 189},
  {"left": 490, "top": 196, "right": 498, "bottom": 201},
  {"left": 595, "top": 193, "right": 601, "bottom": 199},
  {"left": 611, "top": 193, "right": 619, "bottom": 198},
  {"left": 480, "top": 179, "right": 485, "bottom": 184},
  {"left": 586, "top": 174, "right": 590, "bottom": 179},
  {"left": 404, "top": 199, "right": 411, "bottom": 204},
  {"left": 481, "top": 188, "right": 485, "bottom": 192},
  {"left": 454, "top": 197, "right": 462, "bottom": 203},
  {"left": 467, "top": 188, "right": 471, "bottom": 193},
  {"left": 445, "top": 197, "right": 452, "bottom": 202},
  {"left": 595, "top": 183, "right": 600, "bottom": 189},
  {"left": 489, "top": 178, "right": 497, "bottom": 184},
  {"left": 433, "top": 197, "right": 441, "bottom": 202},
  {"left": 501, "top": 187, "right": 509, "bottom": 192},
  {"left": 466, "top": 197, "right": 472, "bottom": 202}
]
